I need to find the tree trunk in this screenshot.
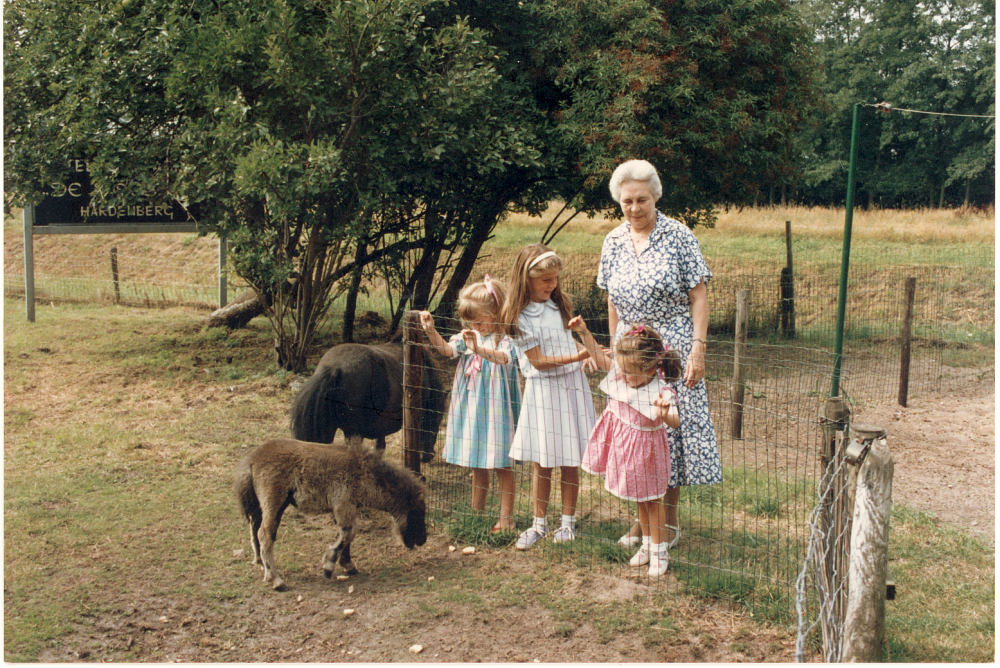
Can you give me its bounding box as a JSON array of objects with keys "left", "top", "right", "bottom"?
[
  {"left": 205, "top": 289, "right": 265, "bottom": 329},
  {"left": 342, "top": 241, "right": 368, "bottom": 343},
  {"left": 436, "top": 208, "right": 504, "bottom": 321}
]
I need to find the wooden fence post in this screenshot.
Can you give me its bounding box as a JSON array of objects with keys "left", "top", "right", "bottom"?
[
  {"left": 841, "top": 424, "right": 893, "bottom": 662},
  {"left": 110, "top": 247, "right": 121, "bottom": 303},
  {"left": 730, "top": 289, "right": 750, "bottom": 439},
  {"left": 898, "top": 277, "right": 916, "bottom": 407},
  {"left": 781, "top": 221, "right": 796, "bottom": 338},
  {"left": 401, "top": 310, "right": 424, "bottom": 475}
]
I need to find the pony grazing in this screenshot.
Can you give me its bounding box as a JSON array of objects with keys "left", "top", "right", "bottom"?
[
  {"left": 234, "top": 438, "right": 428, "bottom": 590},
  {"left": 289, "top": 341, "right": 445, "bottom": 461}
]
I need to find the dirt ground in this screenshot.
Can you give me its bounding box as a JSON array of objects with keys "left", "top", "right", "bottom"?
[
  {"left": 31, "top": 364, "right": 993, "bottom": 664},
  {"left": 856, "top": 365, "right": 995, "bottom": 545}
]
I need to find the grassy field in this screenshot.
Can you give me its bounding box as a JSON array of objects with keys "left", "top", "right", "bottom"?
[
  {"left": 4, "top": 297, "right": 995, "bottom": 662},
  {"left": 3, "top": 205, "right": 995, "bottom": 661}
]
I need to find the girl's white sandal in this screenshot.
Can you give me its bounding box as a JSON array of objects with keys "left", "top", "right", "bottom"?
[
  {"left": 648, "top": 550, "right": 669, "bottom": 577},
  {"left": 629, "top": 546, "right": 650, "bottom": 567}
]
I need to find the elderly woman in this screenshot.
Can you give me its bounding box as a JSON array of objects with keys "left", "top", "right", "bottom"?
[{"left": 598, "top": 159, "right": 721, "bottom": 551}]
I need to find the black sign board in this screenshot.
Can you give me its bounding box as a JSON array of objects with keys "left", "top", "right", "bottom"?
[{"left": 34, "top": 158, "right": 198, "bottom": 227}]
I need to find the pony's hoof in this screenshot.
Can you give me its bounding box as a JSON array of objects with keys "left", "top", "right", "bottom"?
[
  {"left": 271, "top": 577, "right": 286, "bottom": 591},
  {"left": 421, "top": 452, "right": 435, "bottom": 464},
  {"left": 343, "top": 566, "right": 359, "bottom": 576},
  {"left": 323, "top": 569, "right": 333, "bottom": 579}
]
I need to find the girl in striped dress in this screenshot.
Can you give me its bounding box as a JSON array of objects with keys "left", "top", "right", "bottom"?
[
  {"left": 498, "top": 245, "right": 598, "bottom": 550},
  {"left": 419, "top": 276, "right": 521, "bottom": 532}
]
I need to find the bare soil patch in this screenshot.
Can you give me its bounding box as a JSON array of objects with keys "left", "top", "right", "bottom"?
[{"left": 855, "top": 365, "right": 995, "bottom": 544}]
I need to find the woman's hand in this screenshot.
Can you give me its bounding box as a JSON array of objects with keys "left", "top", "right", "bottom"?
[{"left": 684, "top": 340, "right": 706, "bottom": 388}]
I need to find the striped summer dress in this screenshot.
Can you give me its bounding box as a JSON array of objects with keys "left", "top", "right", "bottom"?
[
  {"left": 508, "top": 300, "right": 597, "bottom": 468},
  {"left": 441, "top": 332, "right": 522, "bottom": 469}
]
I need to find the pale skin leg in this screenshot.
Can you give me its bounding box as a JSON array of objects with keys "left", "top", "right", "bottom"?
[
  {"left": 532, "top": 463, "right": 552, "bottom": 518},
  {"left": 531, "top": 465, "right": 579, "bottom": 519},
  {"left": 471, "top": 468, "right": 489, "bottom": 511},
  {"left": 637, "top": 498, "right": 666, "bottom": 546},
  {"left": 665, "top": 487, "right": 680, "bottom": 543},
  {"left": 494, "top": 467, "right": 515, "bottom": 529}
]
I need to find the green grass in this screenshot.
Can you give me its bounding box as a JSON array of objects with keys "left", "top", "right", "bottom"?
[{"left": 4, "top": 282, "right": 995, "bottom": 661}]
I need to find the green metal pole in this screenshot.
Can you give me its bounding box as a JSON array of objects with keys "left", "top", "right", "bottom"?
[{"left": 831, "top": 104, "right": 861, "bottom": 397}]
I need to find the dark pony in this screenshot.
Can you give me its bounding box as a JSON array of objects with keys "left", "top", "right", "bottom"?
[
  {"left": 289, "top": 339, "right": 445, "bottom": 461},
  {"left": 234, "top": 438, "right": 428, "bottom": 590}
]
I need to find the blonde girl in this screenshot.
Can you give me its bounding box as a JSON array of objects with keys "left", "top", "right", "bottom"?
[
  {"left": 499, "top": 244, "right": 597, "bottom": 550},
  {"left": 420, "top": 276, "right": 521, "bottom": 532},
  {"left": 572, "top": 320, "right": 682, "bottom": 577}
]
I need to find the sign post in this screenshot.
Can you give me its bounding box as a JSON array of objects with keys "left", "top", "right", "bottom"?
[{"left": 21, "top": 159, "right": 225, "bottom": 321}]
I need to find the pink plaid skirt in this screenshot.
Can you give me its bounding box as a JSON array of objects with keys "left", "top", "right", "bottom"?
[{"left": 582, "top": 399, "right": 672, "bottom": 502}]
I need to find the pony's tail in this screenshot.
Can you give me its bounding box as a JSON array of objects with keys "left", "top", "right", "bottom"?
[
  {"left": 233, "top": 456, "right": 260, "bottom": 524},
  {"left": 289, "top": 367, "right": 341, "bottom": 443}
]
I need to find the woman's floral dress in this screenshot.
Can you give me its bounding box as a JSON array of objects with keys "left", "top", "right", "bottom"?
[{"left": 597, "top": 211, "right": 722, "bottom": 487}]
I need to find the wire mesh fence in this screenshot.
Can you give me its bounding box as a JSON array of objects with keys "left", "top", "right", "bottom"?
[
  {"left": 387, "top": 312, "right": 845, "bottom": 625},
  {"left": 4, "top": 225, "right": 993, "bottom": 641}
]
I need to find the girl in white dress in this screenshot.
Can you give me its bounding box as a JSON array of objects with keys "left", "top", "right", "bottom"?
[{"left": 499, "top": 244, "right": 597, "bottom": 550}]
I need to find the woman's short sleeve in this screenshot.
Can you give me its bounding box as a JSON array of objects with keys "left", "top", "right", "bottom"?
[
  {"left": 596, "top": 233, "right": 615, "bottom": 291},
  {"left": 676, "top": 227, "right": 713, "bottom": 291}
]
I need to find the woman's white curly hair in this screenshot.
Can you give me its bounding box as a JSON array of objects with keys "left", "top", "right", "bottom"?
[{"left": 609, "top": 159, "right": 663, "bottom": 202}]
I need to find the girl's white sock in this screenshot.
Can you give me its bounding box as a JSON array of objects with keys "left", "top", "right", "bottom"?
[
  {"left": 560, "top": 514, "right": 575, "bottom": 531},
  {"left": 652, "top": 541, "right": 667, "bottom": 555},
  {"left": 641, "top": 536, "right": 652, "bottom": 551},
  {"left": 532, "top": 517, "right": 548, "bottom": 533}
]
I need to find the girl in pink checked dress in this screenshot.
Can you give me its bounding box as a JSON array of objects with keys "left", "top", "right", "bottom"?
[{"left": 571, "top": 320, "right": 682, "bottom": 578}]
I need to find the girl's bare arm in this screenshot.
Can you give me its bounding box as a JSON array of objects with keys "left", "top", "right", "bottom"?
[
  {"left": 568, "top": 316, "right": 612, "bottom": 372},
  {"left": 522, "top": 345, "right": 590, "bottom": 371},
  {"left": 462, "top": 330, "right": 510, "bottom": 365},
  {"left": 418, "top": 311, "right": 456, "bottom": 357}
]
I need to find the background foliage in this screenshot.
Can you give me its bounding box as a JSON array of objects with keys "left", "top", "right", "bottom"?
[{"left": 3, "top": 0, "right": 994, "bottom": 371}]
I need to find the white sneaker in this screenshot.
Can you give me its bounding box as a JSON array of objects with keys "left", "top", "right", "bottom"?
[
  {"left": 648, "top": 549, "right": 669, "bottom": 577},
  {"left": 618, "top": 533, "right": 641, "bottom": 548},
  {"left": 618, "top": 520, "right": 642, "bottom": 547},
  {"left": 629, "top": 546, "right": 649, "bottom": 567},
  {"left": 551, "top": 526, "right": 576, "bottom": 543},
  {"left": 515, "top": 526, "right": 547, "bottom": 550}
]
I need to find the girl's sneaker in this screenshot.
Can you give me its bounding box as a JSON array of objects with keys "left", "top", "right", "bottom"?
[
  {"left": 551, "top": 526, "right": 575, "bottom": 543},
  {"left": 515, "top": 526, "right": 547, "bottom": 550},
  {"left": 618, "top": 520, "right": 642, "bottom": 547},
  {"left": 648, "top": 549, "right": 669, "bottom": 577}
]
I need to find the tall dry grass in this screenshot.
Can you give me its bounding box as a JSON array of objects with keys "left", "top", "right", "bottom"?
[
  {"left": 505, "top": 203, "right": 996, "bottom": 245},
  {"left": 707, "top": 205, "right": 995, "bottom": 245}
]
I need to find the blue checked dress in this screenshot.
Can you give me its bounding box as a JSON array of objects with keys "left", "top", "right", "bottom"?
[
  {"left": 597, "top": 211, "right": 722, "bottom": 487},
  {"left": 441, "top": 332, "right": 522, "bottom": 469}
]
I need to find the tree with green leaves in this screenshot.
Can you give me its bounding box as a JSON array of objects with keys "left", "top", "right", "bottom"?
[
  {"left": 6, "top": 0, "right": 534, "bottom": 370},
  {"left": 6, "top": 0, "right": 821, "bottom": 370},
  {"left": 796, "top": 0, "right": 995, "bottom": 207}
]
